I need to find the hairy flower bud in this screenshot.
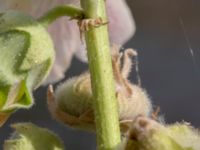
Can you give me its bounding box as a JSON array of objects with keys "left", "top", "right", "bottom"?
[
  {"left": 4, "top": 123, "right": 64, "bottom": 150},
  {"left": 0, "top": 11, "right": 55, "bottom": 126},
  {"left": 121, "top": 116, "right": 200, "bottom": 150},
  {"left": 47, "top": 47, "right": 152, "bottom": 132}
]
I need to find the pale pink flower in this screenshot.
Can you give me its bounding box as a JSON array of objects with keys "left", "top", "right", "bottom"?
[{"left": 0, "top": 0, "right": 135, "bottom": 83}]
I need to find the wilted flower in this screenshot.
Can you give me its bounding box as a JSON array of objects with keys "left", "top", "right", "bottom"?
[{"left": 0, "top": 0, "right": 136, "bottom": 83}]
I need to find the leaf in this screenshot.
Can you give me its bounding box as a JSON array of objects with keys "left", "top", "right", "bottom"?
[
  {"left": 0, "top": 30, "right": 30, "bottom": 85},
  {"left": 0, "top": 11, "right": 55, "bottom": 89},
  {"left": 3, "top": 123, "right": 64, "bottom": 150},
  {"left": 0, "top": 30, "right": 33, "bottom": 126},
  {"left": 0, "top": 11, "right": 55, "bottom": 126}
]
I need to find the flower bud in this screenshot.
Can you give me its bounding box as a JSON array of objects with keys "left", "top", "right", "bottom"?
[
  {"left": 121, "top": 116, "right": 200, "bottom": 150},
  {"left": 47, "top": 47, "right": 151, "bottom": 132},
  {"left": 3, "top": 123, "right": 64, "bottom": 150},
  {"left": 0, "top": 11, "right": 55, "bottom": 126}
]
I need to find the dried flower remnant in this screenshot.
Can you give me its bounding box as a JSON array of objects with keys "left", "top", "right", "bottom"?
[
  {"left": 78, "top": 18, "right": 108, "bottom": 32},
  {"left": 78, "top": 17, "right": 109, "bottom": 40},
  {"left": 47, "top": 47, "right": 152, "bottom": 132},
  {"left": 0, "top": 0, "right": 136, "bottom": 83}
]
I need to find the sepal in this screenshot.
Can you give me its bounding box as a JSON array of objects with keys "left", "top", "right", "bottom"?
[{"left": 4, "top": 123, "right": 64, "bottom": 150}]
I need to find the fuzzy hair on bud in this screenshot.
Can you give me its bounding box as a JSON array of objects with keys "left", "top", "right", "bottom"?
[
  {"left": 4, "top": 123, "right": 64, "bottom": 150},
  {"left": 120, "top": 116, "right": 200, "bottom": 150},
  {"left": 47, "top": 46, "right": 152, "bottom": 132}
]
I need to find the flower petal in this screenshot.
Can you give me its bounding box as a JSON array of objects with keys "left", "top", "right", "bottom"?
[
  {"left": 45, "top": 18, "right": 82, "bottom": 83},
  {"left": 0, "top": 0, "right": 32, "bottom": 12},
  {"left": 0, "top": 0, "right": 135, "bottom": 83},
  {"left": 74, "top": 0, "right": 136, "bottom": 62},
  {"left": 106, "top": 0, "right": 136, "bottom": 44}
]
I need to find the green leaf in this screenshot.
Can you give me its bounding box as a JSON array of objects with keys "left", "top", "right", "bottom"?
[
  {"left": 0, "top": 30, "right": 30, "bottom": 85},
  {"left": 0, "top": 11, "right": 55, "bottom": 89},
  {"left": 3, "top": 123, "right": 64, "bottom": 150},
  {"left": 0, "top": 11, "right": 55, "bottom": 126}
]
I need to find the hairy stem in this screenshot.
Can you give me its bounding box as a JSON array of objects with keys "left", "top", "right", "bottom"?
[
  {"left": 80, "top": 0, "right": 121, "bottom": 150},
  {"left": 38, "top": 5, "right": 84, "bottom": 27}
]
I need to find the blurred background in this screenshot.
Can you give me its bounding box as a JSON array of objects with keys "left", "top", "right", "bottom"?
[{"left": 1, "top": 0, "right": 200, "bottom": 149}]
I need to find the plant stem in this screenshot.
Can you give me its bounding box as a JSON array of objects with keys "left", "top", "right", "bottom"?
[
  {"left": 38, "top": 5, "right": 84, "bottom": 27},
  {"left": 80, "top": 0, "right": 121, "bottom": 150}
]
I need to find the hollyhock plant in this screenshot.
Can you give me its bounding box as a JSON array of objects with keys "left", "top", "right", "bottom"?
[
  {"left": 0, "top": 1, "right": 135, "bottom": 149},
  {"left": 1, "top": 0, "right": 199, "bottom": 150},
  {"left": 0, "top": 0, "right": 136, "bottom": 83}
]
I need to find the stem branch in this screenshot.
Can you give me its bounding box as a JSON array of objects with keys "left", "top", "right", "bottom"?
[
  {"left": 38, "top": 5, "right": 84, "bottom": 27},
  {"left": 37, "top": 2, "right": 121, "bottom": 149},
  {"left": 80, "top": 0, "right": 121, "bottom": 150}
]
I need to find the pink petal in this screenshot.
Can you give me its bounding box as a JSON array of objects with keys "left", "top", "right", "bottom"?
[
  {"left": 106, "top": 0, "right": 136, "bottom": 44},
  {"left": 44, "top": 18, "right": 82, "bottom": 83},
  {"left": 0, "top": 0, "right": 135, "bottom": 84},
  {"left": 0, "top": 0, "right": 31, "bottom": 12},
  {"left": 0, "top": 0, "right": 82, "bottom": 83},
  {"left": 74, "top": 0, "right": 136, "bottom": 62}
]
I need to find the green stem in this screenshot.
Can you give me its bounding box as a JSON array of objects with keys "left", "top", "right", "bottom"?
[
  {"left": 38, "top": 5, "right": 84, "bottom": 27},
  {"left": 80, "top": 0, "right": 121, "bottom": 150}
]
